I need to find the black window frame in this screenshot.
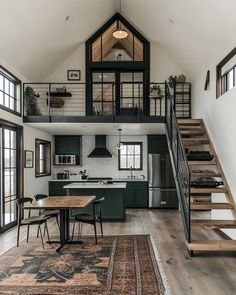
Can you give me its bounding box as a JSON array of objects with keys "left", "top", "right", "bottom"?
[
  {"left": 85, "top": 12, "right": 150, "bottom": 116},
  {"left": 118, "top": 142, "right": 143, "bottom": 171},
  {"left": 0, "top": 119, "right": 23, "bottom": 233},
  {"left": 216, "top": 47, "right": 236, "bottom": 98},
  {"left": 35, "top": 139, "right": 51, "bottom": 178},
  {"left": 0, "top": 65, "right": 22, "bottom": 116}
]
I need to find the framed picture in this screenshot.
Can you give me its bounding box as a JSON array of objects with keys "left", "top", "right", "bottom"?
[
  {"left": 67, "top": 70, "right": 81, "bottom": 81},
  {"left": 24, "top": 150, "right": 34, "bottom": 168}
]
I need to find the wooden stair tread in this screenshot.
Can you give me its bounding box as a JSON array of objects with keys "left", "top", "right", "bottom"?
[
  {"left": 183, "top": 140, "right": 209, "bottom": 146},
  {"left": 186, "top": 240, "right": 236, "bottom": 251},
  {"left": 178, "top": 119, "right": 202, "bottom": 126},
  {"left": 188, "top": 160, "right": 216, "bottom": 165},
  {"left": 191, "top": 202, "right": 233, "bottom": 210},
  {"left": 191, "top": 188, "right": 227, "bottom": 194},
  {"left": 180, "top": 130, "right": 205, "bottom": 136},
  {"left": 191, "top": 172, "right": 222, "bottom": 177},
  {"left": 191, "top": 219, "right": 236, "bottom": 228},
  {"left": 191, "top": 196, "right": 211, "bottom": 202}
]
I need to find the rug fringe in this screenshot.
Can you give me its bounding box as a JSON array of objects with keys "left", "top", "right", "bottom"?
[{"left": 150, "top": 235, "right": 171, "bottom": 295}]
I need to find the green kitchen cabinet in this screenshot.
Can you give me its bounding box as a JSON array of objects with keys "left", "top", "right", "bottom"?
[
  {"left": 123, "top": 181, "right": 148, "bottom": 208},
  {"left": 67, "top": 187, "right": 125, "bottom": 220},
  {"left": 54, "top": 135, "right": 82, "bottom": 165},
  {"left": 148, "top": 135, "right": 168, "bottom": 154},
  {"left": 49, "top": 181, "right": 74, "bottom": 196}
]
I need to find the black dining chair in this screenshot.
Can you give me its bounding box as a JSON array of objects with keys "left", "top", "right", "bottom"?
[
  {"left": 71, "top": 197, "right": 105, "bottom": 244},
  {"left": 34, "top": 194, "right": 60, "bottom": 233},
  {"left": 16, "top": 197, "right": 51, "bottom": 249}
]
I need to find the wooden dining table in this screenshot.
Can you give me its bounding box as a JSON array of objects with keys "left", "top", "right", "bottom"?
[{"left": 24, "top": 195, "right": 96, "bottom": 252}]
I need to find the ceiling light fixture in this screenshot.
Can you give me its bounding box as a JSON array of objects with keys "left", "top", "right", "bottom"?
[
  {"left": 113, "top": 0, "right": 128, "bottom": 39},
  {"left": 115, "top": 128, "right": 124, "bottom": 150}
]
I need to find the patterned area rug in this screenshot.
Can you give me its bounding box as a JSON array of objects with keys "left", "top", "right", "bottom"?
[{"left": 0, "top": 235, "right": 170, "bottom": 295}]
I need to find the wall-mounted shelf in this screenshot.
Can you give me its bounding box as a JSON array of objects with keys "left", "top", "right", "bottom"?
[{"left": 47, "top": 92, "right": 72, "bottom": 97}]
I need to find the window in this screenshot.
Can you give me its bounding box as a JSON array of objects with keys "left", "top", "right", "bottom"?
[
  {"left": 35, "top": 139, "right": 51, "bottom": 177},
  {"left": 0, "top": 65, "right": 21, "bottom": 115},
  {"left": 216, "top": 47, "right": 236, "bottom": 98},
  {"left": 118, "top": 142, "right": 142, "bottom": 170},
  {"left": 0, "top": 121, "right": 23, "bottom": 232}
]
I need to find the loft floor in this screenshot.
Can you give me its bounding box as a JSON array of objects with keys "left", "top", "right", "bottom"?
[{"left": 1, "top": 209, "right": 236, "bottom": 295}]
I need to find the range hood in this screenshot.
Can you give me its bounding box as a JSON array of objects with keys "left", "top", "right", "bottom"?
[{"left": 87, "top": 135, "right": 113, "bottom": 158}]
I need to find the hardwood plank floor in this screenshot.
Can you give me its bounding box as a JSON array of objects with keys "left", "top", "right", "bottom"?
[{"left": 0, "top": 209, "right": 236, "bottom": 295}]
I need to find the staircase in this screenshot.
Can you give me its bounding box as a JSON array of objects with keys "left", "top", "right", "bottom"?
[{"left": 178, "top": 118, "right": 236, "bottom": 253}]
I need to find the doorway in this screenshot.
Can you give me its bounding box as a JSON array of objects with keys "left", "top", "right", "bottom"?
[{"left": 0, "top": 123, "right": 22, "bottom": 232}]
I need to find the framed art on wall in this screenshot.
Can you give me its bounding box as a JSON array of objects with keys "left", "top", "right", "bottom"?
[
  {"left": 24, "top": 150, "right": 34, "bottom": 168},
  {"left": 67, "top": 70, "right": 81, "bottom": 81}
]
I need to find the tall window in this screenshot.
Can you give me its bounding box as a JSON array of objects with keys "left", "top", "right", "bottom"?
[
  {"left": 0, "top": 66, "right": 21, "bottom": 114},
  {"left": 216, "top": 47, "right": 236, "bottom": 98},
  {"left": 118, "top": 142, "right": 142, "bottom": 170},
  {"left": 0, "top": 123, "right": 22, "bottom": 232},
  {"left": 35, "top": 139, "right": 51, "bottom": 177}
]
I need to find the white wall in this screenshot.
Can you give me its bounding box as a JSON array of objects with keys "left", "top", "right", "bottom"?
[
  {"left": 0, "top": 57, "right": 53, "bottom": 196},
  {"left": 192, "top": 46, "right": 236, "bottom": 238},
  {"left": 53, "top": 135, "right": 147, "bottom": 180},
  {"left": 46, "top": 42, "right": 188, "bottom": 83}
]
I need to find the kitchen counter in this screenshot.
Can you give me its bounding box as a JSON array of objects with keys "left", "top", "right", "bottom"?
[
  {"left": 63, "top": 182, "right": 127, "bottom": 220},
  {"left": 50, "top": 178, "right": 147, "bottom": 182},
  {"left": 63, "top": 182, "right": 127, "bottom": 189}
]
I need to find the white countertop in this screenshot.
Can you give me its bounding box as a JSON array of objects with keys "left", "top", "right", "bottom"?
[
  {"left": 50, "top": 178, "right": 147, "bottom": 182},
  {"left": 63, "top": 182, "right": 127, "bottom": 189}
]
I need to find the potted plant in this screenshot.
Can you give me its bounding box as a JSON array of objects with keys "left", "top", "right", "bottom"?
[
  {"left": 167, "top": 75, "right": 177, "bottom": 88},
  {"left": 24, "top": 86, "right": 41, "bottom": 116},
  {"left": 149, "top": 84, "right": 163, "bottom": 98},
  {"left": 79, "top": 170, "right": 88, "bottom": 180}
]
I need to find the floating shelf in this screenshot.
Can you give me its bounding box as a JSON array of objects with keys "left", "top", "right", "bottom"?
[{"left": 47, "top": 92, "right": 72, "bottom": 97}]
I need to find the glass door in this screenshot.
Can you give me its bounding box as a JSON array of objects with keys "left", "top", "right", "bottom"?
[
  {"left": 119, "top": 72, "right": 144, "bottom": 116},
  {"left": 91, "top": 71, "right": 144, "bottom": 116},
  {"left": 0, "top": 126, "right": 18, "bottom": 232}
]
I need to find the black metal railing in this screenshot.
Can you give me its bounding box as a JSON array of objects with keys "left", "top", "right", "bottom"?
[
  {"left": 23, "top": 82, "right": 167, "bottom": 119},
  {"left": 166, "top": 82, "right": 191, "bottom": 243}
]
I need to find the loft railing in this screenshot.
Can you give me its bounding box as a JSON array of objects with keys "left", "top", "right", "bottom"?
[
  {"left": 166, "top": 82, "right": 191, "bottom": 243},
  {"left": 23, "top": 82, "right": 166, "bottom": 119}
]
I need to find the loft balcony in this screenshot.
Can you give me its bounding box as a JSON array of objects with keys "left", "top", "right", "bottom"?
[{"left": 23, "top": 82, "right": 191, "bottom": 123}]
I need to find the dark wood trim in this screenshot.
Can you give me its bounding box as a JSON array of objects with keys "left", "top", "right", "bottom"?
[
  {"left": 118, "top": 141, "right": 143, "bottom": 171},
  {"left": 35, "top": 138, "right": 51, "bottom": 178},
  {"left": 216, "top": 47, "right": 236, "bottom": 98}
]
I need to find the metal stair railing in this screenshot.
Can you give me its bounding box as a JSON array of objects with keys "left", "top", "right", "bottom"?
[{"left": 165, "top": 82, "right": 191, "bottom": 243}]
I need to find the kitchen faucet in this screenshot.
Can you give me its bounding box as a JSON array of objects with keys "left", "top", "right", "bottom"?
[{"left": 129, "top": 166, "right": 135, "bottom": 179}]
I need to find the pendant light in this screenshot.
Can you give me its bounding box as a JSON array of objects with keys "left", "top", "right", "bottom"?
[
  {"left": 116, "top": 128, "right": 124, "bottom": 150},
  {"left": 113, "top": 0, "right": 128, "bottom": 39}
]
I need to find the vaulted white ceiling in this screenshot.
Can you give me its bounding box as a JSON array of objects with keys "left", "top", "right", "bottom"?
[{"left": 0, "top": 0, "right": 236, "bottom": 81}]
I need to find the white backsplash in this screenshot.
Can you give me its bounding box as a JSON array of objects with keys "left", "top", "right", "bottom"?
[{"left": 53, "top": 135, "right": 147, "bottom": 180}]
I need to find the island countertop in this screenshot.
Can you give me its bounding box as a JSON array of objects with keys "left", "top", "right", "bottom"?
[{"left": 63, "top": 182, "right": 127, "bottom": 189}]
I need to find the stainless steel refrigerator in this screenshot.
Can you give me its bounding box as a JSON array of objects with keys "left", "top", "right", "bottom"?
[{"left": 148, "top": 154, "right": 178, "bottom": 208}]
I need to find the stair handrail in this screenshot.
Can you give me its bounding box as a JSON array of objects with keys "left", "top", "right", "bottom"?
[{"left": 165, "top": 82, "right": 191, "bottom": 243}]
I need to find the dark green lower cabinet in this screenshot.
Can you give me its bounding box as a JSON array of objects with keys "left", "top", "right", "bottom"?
[
  {"left": 123, "top": 181, "right": 148, "bottom": 209},
  {"left": 66, "top": 188, "right": 125, "bottom": 220},
  {"left": 48, "top": 180, "right": 148, "bottom": 220}
]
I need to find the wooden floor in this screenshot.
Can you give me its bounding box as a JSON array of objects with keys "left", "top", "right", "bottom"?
[{"left": 1, "top": 209, "right": 236, "bottom": 295}]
